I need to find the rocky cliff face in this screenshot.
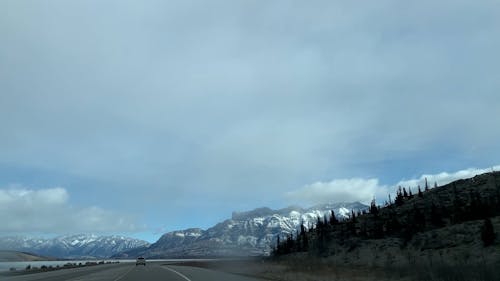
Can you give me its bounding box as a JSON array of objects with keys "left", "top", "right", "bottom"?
[{"left": 114, "top": 202, "right": 368, "bottom": 258}]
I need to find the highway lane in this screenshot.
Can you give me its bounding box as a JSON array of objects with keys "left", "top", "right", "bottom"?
[{"left": 3, "top": 261, "right": 269, "bottom": 281}]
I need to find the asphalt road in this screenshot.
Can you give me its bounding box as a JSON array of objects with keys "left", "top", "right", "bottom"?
[{"left": 2, "top": 261, "right": 269, "bottom": 281}]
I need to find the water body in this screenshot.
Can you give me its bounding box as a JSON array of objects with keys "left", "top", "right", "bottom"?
[{"left": 0, "top": 260, "right": 133, "bottom": 272}]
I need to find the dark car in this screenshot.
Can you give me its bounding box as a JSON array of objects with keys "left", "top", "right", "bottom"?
[{"left": 136, "top": 257, "right": 146, "bottom": 266}]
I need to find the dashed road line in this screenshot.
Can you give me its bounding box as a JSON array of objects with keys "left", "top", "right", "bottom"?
[{"left": 113, "top": 265, "right": 135, "bottom": 281}]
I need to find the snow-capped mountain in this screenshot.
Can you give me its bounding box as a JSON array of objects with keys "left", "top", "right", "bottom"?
[
  {"left": 0, "top": 234, "right": 149, "bottom": 259},
  {"left": 115, "top": 202, "right": 367, "bottom": 258}
]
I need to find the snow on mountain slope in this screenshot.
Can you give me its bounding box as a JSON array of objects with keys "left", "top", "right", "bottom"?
[
  {"left": 115, "top": 202, "right": 368, "bottom": 258},
  {"left": 0, "top": 234, "right": 149, "bottom": 259}
]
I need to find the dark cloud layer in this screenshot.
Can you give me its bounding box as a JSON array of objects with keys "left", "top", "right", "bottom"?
[{"left": 1, "top": 0, "right": 499, "bottom": 237}]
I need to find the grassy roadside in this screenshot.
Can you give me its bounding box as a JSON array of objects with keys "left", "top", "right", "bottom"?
[{"left": 170, "top": 257, "right": 500, "bottom": 281}]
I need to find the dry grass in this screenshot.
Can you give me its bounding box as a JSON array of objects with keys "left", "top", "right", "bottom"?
[{"left": 172, "top": 255, "right": 500, "bottom": 281}]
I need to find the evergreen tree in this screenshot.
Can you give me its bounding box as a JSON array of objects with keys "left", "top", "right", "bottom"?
[
  {"left": 395, "top": 186, "right": 404, "bottom": 206},
  {"left": 408, "top": 187, "right": 414, "bottom": 199},
  {"left": 300, "top": 223, "right": 309, "bottom": 251},
  {"left": 469, "top": 191, "right": 482, "bottom": 220},
  {"left": 302, "top": 231, "right": 309, "bottom": 251},
  {"left": 452, "top": 183, "right": 465, "bottom": 223},
  {"left": 430, "top": 202, "right": 444, "bottom": 227},
  {"left": 285, "top": 234, "right": 293, "bottom": 254},
  {"left": 386, "top": 214, "right": 402, "bottom": 234},
  {"left": 403, "top": 187, "right": 408, "bottom": 198},
  {"left": 433, "top": 181, "right": 438, "bottom": 189},
  {"left": 414, "top": 205, "right": 426, "bottom": 231},
  {"left": 402, "top": 214, "right": 416, "bottom": 244},
  {"left": 496, "top": 186, "right": 500, "bottom": 213},
  {"left": 425, "top": 177, "right": 429, "bottom": 191},
  {"left": 329, "top": 210, "right": 338, "bottom": 225},
  {"left": 316, "top": 216, "right": 323, "bottom": 231},
  {"left": 373, "top": 219, "right": 385, "bottom": 238},
  {"left": 481, "top": 218, "right": 495, "bottom": 247},
  {"left": 300, "top": 223, "right": 306, "bottom": 236},
  {"left": 370, "top": 198, "right": 379, "bottom": 215},
  {"left": 418, "top": 185, "right": 423, "bottom": 198},
  {"left": 276, "top": 235, "right": 281, "bottom": 255}
]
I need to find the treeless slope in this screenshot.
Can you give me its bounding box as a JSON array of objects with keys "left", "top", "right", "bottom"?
[{"left": 0, "top": 250, "right": 54, "bottom": 262}]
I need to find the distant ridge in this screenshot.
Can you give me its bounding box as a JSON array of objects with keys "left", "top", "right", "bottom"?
[
  {"left": 113, "top": 201, "right": 368, "bottom": 258},
  {"left": 0, "top": 234, "right": 149, "bottom": 259}
]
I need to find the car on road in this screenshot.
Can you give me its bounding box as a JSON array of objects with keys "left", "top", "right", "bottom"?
[{"left": 136, "top": 257, "right": 146, "bottom": 266}]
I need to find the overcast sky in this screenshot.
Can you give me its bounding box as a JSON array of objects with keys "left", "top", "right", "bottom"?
[{"left": 1, "top": 0, "right": 499, "bottom": 242}]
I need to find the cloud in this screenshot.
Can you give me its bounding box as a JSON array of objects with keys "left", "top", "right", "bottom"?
[
  {"left": 287, "top": 178, "right": 387, "bottom": 205},
  {"left": 0, "top": 187, "right": 144, "bottom": 235},
  {"left": 396, "top": 165, "right": 500, "bottom": 190},
  {"left": 0, "top": 1, "right": 499, "bottom": 231},
  {"left": 287, "top": 166, "right": 499, "bottom": 206}
]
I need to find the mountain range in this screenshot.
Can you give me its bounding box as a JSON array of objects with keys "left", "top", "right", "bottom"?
[
  {"left": 0, "top": 202, "right": 367, "bottom": 259},
  {"left": 113, "top": 201, "right": 368, "bottom": 258},
  {"left": 0, "top": 234, "right": 149, "bottom": 259}
]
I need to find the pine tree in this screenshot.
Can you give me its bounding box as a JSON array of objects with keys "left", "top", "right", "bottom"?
[
  {"left": 481, "top": 218, "right": 495, "bottom": 247},
  {"left": 300, "top": 223, "right": 308, "bottom": 251},
  {"left": 395, "top": 186, "right": 404, "bottom": 206},
  {"left": 408, "top": 187, "right": 414, "bottom": 199},
  {"left": 316, "top": 216, "right": 323, "bottom": 231},
  {"left": 370, "top": 198, "right": 378, "bottom": 215},
  {"left": 302, "top": 231, "right": 308, "bottom": 251},
  {"left": 403, "top": 187, "right": 408, "bottom": 198},
  {"left": 276, "top": 235, "right": 281, "bottom": 255},
  {"left": 452, "top": 183, "right": 465, "bottom": 223},
  {"left": 469, "top": 191, "right": 482, "bottom": 220},
  {"left": 425, "top": 178, "right": 429, "bottom": 191},
  {"left": 417, "top": 185, "right": 423, "bottom": 198},
  {"left": 414, "top": 205, "right": 426, "bottom": 231},
  {"left": 285, "top": 234, "right": 293, "bottom": 254},
  {"left": 430, "top": 202, "right": 444, "bottom": 227},
  {"left": 329, "top": 210, "right": 338, "bottom": 225},
  {"left": 295, "top": 230, "right": 300, "bottom": 252}
]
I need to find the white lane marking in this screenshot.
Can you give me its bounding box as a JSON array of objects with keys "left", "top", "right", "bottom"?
[
  {"left": 113, "top": 265, "right": 135, "bottom": 281},
  {"left": 162, "top": 266, "right": 193, "bottom": 281}
]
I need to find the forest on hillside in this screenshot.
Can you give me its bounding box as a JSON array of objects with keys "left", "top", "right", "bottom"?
[{"left": 273, "top": 172, "right": 500, "bottom": 257}]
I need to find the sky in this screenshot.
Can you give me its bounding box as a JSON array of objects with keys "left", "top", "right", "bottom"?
[{"left": 1, "top": 0, "right": 499, "bottom": 243}]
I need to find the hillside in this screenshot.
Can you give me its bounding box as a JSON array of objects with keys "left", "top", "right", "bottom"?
[
  {"left": 0, "top": 250, "right": 54, "bottom": 262},
  {"left": 271, "top": 171, "right": 500, "bottom": 280}
]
